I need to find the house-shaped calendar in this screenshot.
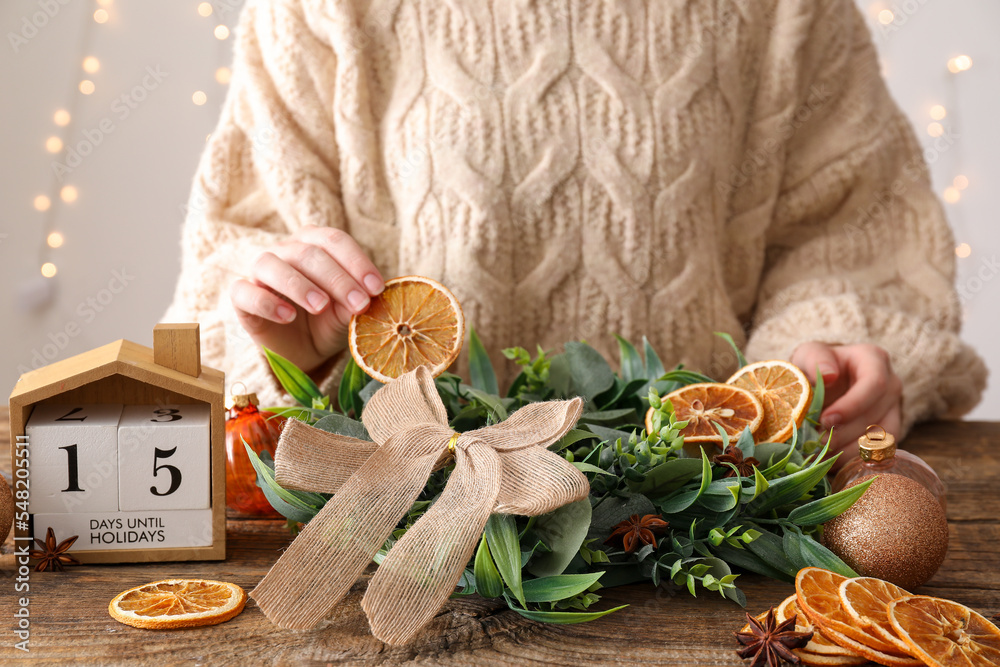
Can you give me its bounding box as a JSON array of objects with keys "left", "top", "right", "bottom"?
[{"left": 8, "top": 324, "right": 225, "bottom": 563}]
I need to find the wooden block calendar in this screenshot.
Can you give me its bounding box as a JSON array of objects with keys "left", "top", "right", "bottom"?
[{"left": 8, "top": 324, "right": 226, "bottom": 564}]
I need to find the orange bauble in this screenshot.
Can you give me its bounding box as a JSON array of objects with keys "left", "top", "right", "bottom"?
[{"left": 225, "top": 392, "right": 286, "bottom": 519}]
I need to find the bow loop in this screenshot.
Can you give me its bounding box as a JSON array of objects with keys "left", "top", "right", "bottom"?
[{"left": 251, "top": 366, "right": 589, "bottom": 645}]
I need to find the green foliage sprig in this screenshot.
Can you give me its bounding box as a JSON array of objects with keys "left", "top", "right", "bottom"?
[{"left": 248, "top": 333, "right": 867, "bottom": 625}]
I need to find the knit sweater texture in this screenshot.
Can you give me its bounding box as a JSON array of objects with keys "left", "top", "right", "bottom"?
[{"left": 164, "top": 0, "right": 987, "bottom": 433}]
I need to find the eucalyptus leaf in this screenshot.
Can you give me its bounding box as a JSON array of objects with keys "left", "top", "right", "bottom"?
[
  {"left": 584, "top": 424, "right": 635, "bottom": 445},
  {"left": 629, "top": 458, "right": 702, "bottom": 496},
  {"left": 578, "top": 408, "right": 637, "bottom": 426},
  {"left": 527, "top": 499, "right": 593, "bottom": 578},
  {"left": 359, "top": 378, "right": 383, "bottom": 407},
  {"left": 312, "top": 413, "right": 370, "bottom": 441},
  {"left": 565, "top": 341, "right": 615, "bottom": 401},
  {"left": 468, "top": 328, "right": 499, "bottom": 395},
  {"left": 245, "top": 444, "right": 325, "bottom": 524},
  {"left": 588, "top": 494, "right": 656, "bottom": 540}
]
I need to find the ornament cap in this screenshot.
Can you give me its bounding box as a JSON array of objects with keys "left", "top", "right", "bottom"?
[{"left": 859, "top": 424, "right": 896, "bottom": 462}]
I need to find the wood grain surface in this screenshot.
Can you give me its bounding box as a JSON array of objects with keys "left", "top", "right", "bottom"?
[{"left": 1, "top": 409, "right": 998, "bottom": 666}]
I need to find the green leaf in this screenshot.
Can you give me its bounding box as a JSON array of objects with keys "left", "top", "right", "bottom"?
[
  {"left": 528, "top": 499, "right": 593, "bottom": 578},
  {"left": 485, "top": 514, "right": 525, "bottom": 607},
  {"left": 747, "top": 456, "right": 837, "bottom": 514},
  {"left": 573, "top": 462, "right": 615, "bottom": 476},
  {"left": 588, "top": 494, "right": 656, "bottom": 540},
  {"left": 614, "top": 334, "right": 644, "bottom": 383},
  {"left": 262, "top": 346, "right": 324, "bottom": 408},
  {"left": 794, "top": 532, "right": 858, "bottom": 577},
  {"left": 630, "top": 458, "right": 702, "bottom": 496},
  {"left": 312, "top": 413, "right": 370, "bottom": 441},
  {"left": 244, "top": 443, "right": 325, "bottom": 524},
  {"left": 751, "top": 467, "right": 769, "bottom": 500},
  {"left": 503, "top": 596, "right": 627, "bottom": 624},
  {"left": 461, "top": 386, "right": 509, "bottom": 421},
  {"left": 741, "top": 526, "right": 798, "bottom": 579},
  {"left": 695, "top": 447, "right": 713, "bottom": 499},
  {"left": 337, "top": 357, "right": 367, "bottom": 416},
  {"left": 473, "top": 537, "right": 504, "bottom": 598},
  {"left": 551, "top": 429, "right": 599, "bottom": 453},
  {"left": 584, "top": 424, "right": 635, "bottom": 445},
  {"left": 712, "top": 542, "right": 793, "bottom": 582},
  {"left": 565, "top": 341, "right": 616, "bottom": 401},
  {"left": 807, "top": 371, "right": 825, "bottom": 422},
  {"left": 656, "top": 369, "right": 717, "bottom": 386},
  {"left": 734, "top": 427, "right": 756, "bottom": 459},
  {"left": 787, "top": 477, "right": 877, "bottom": 526},
  {"left": 643, "top": 336, "right": 666, "bottom": 381},
  {"left": 521, "top": 572, "right": 605, "bottom": 603},
  {"left": 578, "top": 409, "right": 637, "bottom": 425},
  {"left": 468, "top": 328, "right": 499, "bottom": 396},
  {"left": 714, "top": 331, "right": 748, "bottom": 368}
]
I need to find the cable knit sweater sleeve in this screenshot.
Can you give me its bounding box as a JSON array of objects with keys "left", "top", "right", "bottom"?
[
  {"left": 742, "top": 0, "right": 987, "bottom": 432},
  {"left": 162, "top": 0, "right": 349, "bottom": 403}
]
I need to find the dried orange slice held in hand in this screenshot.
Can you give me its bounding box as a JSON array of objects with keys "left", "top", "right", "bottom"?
[
  {"left": 657, "top": 383, "right": 763, "bottom": 447},
  {"left": 839, "top": 577, "right": 914, "bottom": 655},
  {"left": 727, "top": 360, "right": 812, "bottom": 443},
  {"left": 109, "top": 579, "right": 246, "bottom": 629},
  {"left": 349, "top": 276, "right": 465, "bottom": 383},
  {"left": 888, "top": 595, "right": 1000, "bottom": 667}
]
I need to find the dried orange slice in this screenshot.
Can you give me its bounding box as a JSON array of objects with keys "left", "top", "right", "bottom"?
[
  {"left": 839, "top": 577, "right": 913, "bottom": 654},
  {"left": 657, "top": 383, "right": 762, "bottom": 447},
  {"left": 776, "top": 594, "right": 858, "bottom": 657},
  {"left": 727, "top": 360, "right": 812, "bottom": 443},
  {"left": 348, "top": 276, "right": 464, "bottom": 383},
  {"left": 888, "top": 595, "right": 1000, "bottom": 667},
  {"left": 795, "top": 567, "right": 909, "bottom": 656},
  {"left": 794, "top": 653, "right": 869, "bottom": 666},
  {"left": 818, "top": 626, "right": 923, "bottom": 667},
  {"left": 109, "top": 579, "right": 246, "bottom": 629}
]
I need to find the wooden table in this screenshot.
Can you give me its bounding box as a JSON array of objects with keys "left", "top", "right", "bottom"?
[{"left": 1, "top": 407, "right": 997, "bottom": 666}]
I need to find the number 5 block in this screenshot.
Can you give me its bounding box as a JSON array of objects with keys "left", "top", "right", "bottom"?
[
  {"left": 118, "top": 404, "right": 211, "bottom": 512},
  {"left": 26, "top": 404, "right": 124, "bottom": 514}
]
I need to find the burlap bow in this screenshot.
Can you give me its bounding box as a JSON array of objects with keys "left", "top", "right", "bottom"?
[{"left": 251, "top": 365, "right": 589, "bottom": 644}]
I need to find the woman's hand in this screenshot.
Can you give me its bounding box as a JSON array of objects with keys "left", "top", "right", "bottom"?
[
  {"left": 229, "top": 225, "right": 384, "bottom": 375},
  {"left": 790, "top": 342, "right": 903, "bottom": 458}
]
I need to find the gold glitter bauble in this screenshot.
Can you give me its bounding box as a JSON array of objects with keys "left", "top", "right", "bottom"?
[{"left": 823, "top": 473, "right": 948, "bottom": 590}]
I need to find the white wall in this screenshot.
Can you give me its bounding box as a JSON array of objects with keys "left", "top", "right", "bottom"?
[{"left": 1, "top": 1, "right": 995, "bottom": 419}]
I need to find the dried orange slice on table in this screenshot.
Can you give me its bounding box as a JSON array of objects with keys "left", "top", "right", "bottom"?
[
  {"left": 648, "top": 383, "right": 763, "bottom": 451},
  {"left": 109, "top": 579, "right": 246, "bottom": 629},
  {"left": 888, "top": 595, "right": 1000, "bottom": 667},
  {"left": 727, "top": 360, "right": 812, "bottom": 443},
  {"left": 839, "top": 576, "right": 914, "bottom": 655},
  {"left": 775, "top": 594, "right": 861, "bottom": 659},
  {"left": 795, "top": 567, "right": 922, "bottom": 666},
  {"left": 349, "top": 276, "right": 465, "bottom": 383}
]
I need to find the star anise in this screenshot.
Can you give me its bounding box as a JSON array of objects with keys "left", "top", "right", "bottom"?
[
  {"left": 604, "top": 514, "right": 669, "bottom": 553},
  {"left": 29, "top": 527, "right": 80, "bottom": 572},
  {"left": 735, "top": 607, "right": 813, "bottom": 667},
  {"left": 713, "top": 445, "right": 761, "bottom": 478}
]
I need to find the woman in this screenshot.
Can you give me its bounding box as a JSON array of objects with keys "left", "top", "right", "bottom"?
[{"left": 164, "top": 0, "right": 986, "bottom": 456}]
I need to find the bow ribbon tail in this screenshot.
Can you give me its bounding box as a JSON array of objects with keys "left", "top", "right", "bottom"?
[
  {"left": 362, "top": 441, "right": 502, "bottom": 645},
  {"left": 251, "top": 431, "right": 441, "bottom": 629},
  {"left": 274, "top": 419, "right": 380, "bottom": 493}
]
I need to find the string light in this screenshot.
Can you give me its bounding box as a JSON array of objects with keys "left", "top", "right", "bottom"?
[
  {"left": 96, "top": 0, "right": 113, "bottom": 6},
  {"left": 877, "top": 9, "right": 894, "bottom": 24},
  {"left": 929, "top": 105, "right": 946, "bottom": 120},
  {"left": 953, "top": 175, "right": 969, "bottom": 190},
  {"left": 198, "top": 2, "right": 213, "bottom": 17},
  {"left": 955, "top": 243, "right": 972, "bottom": 258},
  {"left": 215, "top": 67, "right": 231, "bottom": 85},
  {"left": 45, "top": 136, "right": 64, "bottom": 153},
  {"left": 82, "top": 56, "right": 100, "bottom": 73},
  {"left": 79, "top": 80, "right": 95, "bottom": 95},
  {"left": 46, "top": 232, "right": 65, "bottom": 249},
  {"left": 947, "top": 55, "right": 973, "bottom": 73},
  {"left": 926, "top": 122, "right": 944, "bottom": 138},
  {"left": 214, "top": 25, "right": 230, "bottom": 40},
  {"left": 41, "top": 263, "right": 58, "bottom": 278},
  {"left": 60, "top": 185, "right": 78, "bottom": 203},
  {"left": 93, "top": 8, "right": 109, "bottom": 24},
  {"left": 192, "top": 91, "right": 208, "bottom": 106},
  {"left": 942, "top": 187, "right": 961, "bottom": 204},
  {"left": 33, "top": 195, "right": 52, "bottom": 212},
  {"left": 53, "top": 109, "right": 71, "bottom": 126}
]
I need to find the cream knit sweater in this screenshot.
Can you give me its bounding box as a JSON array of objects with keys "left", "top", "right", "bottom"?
[{"left": 164, "top": 0, "right": 986, "bottom": 432}]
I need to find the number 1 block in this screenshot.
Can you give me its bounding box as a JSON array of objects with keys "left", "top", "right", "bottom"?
[
  {"left": 26, "top": 404, "right": 124, "bottom": 514},
  {"left": 117, "top": 405, "right": 211, "bottom": 512}
]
